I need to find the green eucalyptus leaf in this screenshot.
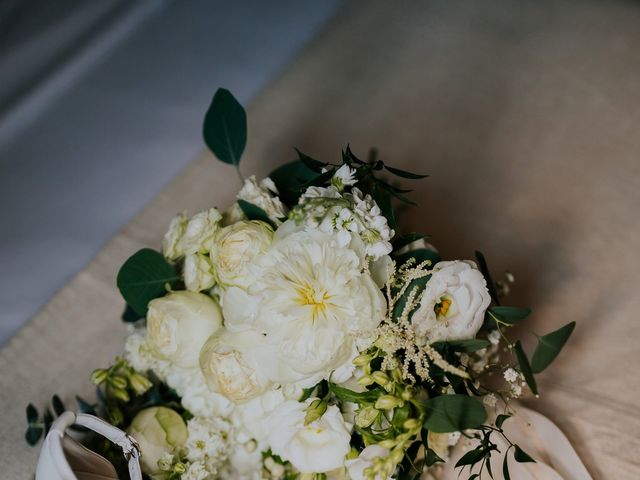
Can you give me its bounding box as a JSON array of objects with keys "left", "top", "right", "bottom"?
[
  {"left": 25, "top": 426, "right": 43, "bottom": 446},
  {"left": 455, "top": 447, "right": 486, "bottom": 468},
  {"left": 295, "top": 148, "right": 326, "bottom": 173},
  {"left": 424, "top": 447, "right": 444, "bottom": 467},
  {"left": 503, "top": 452, "right": 511, "bottom": 480},
  {"left": 121, "top": 304, "right": 143, "bottom": 323},
  {"left": 383, "top": 164, "right": 429, "bottom": 179},
  {"left": 328, "top": 383, "right": 383, "bottom": 403},
  {"left": 203, "top": 88, "right": 246, "bottom": 166},
  {"left": 432, "top": 339, "right": 490, "bottom": 353},
  {"left": 495, "top": 414, "right": 511, "bottom": 429},
  {"left": 514, "top": 341, "right": 538, "bottom": 395},
  {"left": 268, "top": 159, "right": 317, "bottom": 206},
  {"left": 76, "top": 396, "right": 97, "bottom": 415},
  {"left": 237, "top": 200, "right": 274, "bottom": 226},
  {"left": 488, "top": 306, "right": 531, "bottom": 325},
  {"left": 26, "top": 404, "right": 38, "bottom": 423},
  {"left": 514, "top": 445, "right": 535, "bottom": 463},
  {"left": 116, "top": 248, "right": 179, "bottom": 316},
  {"left": 43, "top": 408, "right": 53, "bottom": 433},
  {"left": 392, "top": 232, "right": 429, "bottom": 251},
  {"left": 52, "top": 395, "right": 65, "bottom": 416},
  {"left": 531, "top": 321, "right": 576, "bottom": 373},
  {"left": 475, "top": 251, "right": 500, "bottom": 305},
  {"left": 423, "top": 394, "right": 487, "bottom": 433}
]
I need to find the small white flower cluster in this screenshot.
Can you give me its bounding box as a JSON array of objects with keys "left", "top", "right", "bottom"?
[
  {"left": 503, "top": 367, "right": 526, "bottom": 398},
  {"left": 292, "top": 167, "right": 394, "bottom": 259},
  {"left": 184, "top": 416, "right": 232, "bottom": 477}
]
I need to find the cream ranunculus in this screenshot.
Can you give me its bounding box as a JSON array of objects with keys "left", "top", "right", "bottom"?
[
  {"left": 209, "top": 220, "right": 274, "bottom": 288},
  {"left": 183, "top": 253, "right": 216, "bottom": 292},
  {"left": 146, "top": 291, "right": 223, "bottom": 368},
  {"left": 344, "top": 445, "right": 391, "bottom": 480},
  {"left": 126, "top": 407, "right": 187, "bottom": 475},
  {"left": 199, "top": 329, "right": 272, "bottom": 402},
  {"left": 412, "top": 260, "right": 491, "bottom": 344},
  {"left": 267, "top": 398, "right": 351, "bottom": 473},
  {"left": 180, "top": 208, "right": 222, "bottom": 255},
  {"left": 162, "top": 212, "right": 188, "bottom": 261},
  {"left": 238, "top": 229, "right": 386, "bottom": 387}
]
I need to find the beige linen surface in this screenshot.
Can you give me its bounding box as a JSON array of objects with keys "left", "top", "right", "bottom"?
[{"left": 2, "top": 0, "right": 640, "bottom": 478}]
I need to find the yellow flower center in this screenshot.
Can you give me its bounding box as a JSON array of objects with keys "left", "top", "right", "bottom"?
[
  {"left": 296, "top": 283, "right": 331, "bottom": 320},
  {"left": 434, "top": 296, "right": 452, "bottom": 319}
]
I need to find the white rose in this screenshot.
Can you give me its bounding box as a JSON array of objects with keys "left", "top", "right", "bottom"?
[
  {"left": 210, "top": 220, "right": 274, "bottom": 288},
  {"left": 267, "top": 399, "right": 351, "bottom": 473},
  {"left": 126, "top": 407, "right": 187, "bottom": 475},
  {"left": 237, "top": 175, "right": 287, "bottom": 224},
  {"left": 183, "top": 253, "right": 216, "bottom": 292},
  {"left": 199, "top": 329, "right": 272, "bottom": 402},
  {"left": 180, "top": 208, "right": 222, "bottom": 255},
  {"left": 344, "top": 445, "right": 391, "bottom": 480},
  {"left": 146, "top": 291, "right": 223, "bottom": 368},
  {"left": 412, "top": 261, "right": 491, "bottom": 344},
  {"left": 162, "top": 212, "right": 188, "bottom": 261},
  {"left": 230, "top": 388, "right": 288, "bottom": 447}
]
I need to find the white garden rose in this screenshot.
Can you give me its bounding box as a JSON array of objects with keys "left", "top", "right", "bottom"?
[
  {"left": 237, "top": 175, "right": 287, "bottom": 224},
  {"left": 239, "top": 229, "right": 386, "bottom": 387},
  {"left": 267, "top": 398, "right": 351, "bottom": 473},
  {"left": 162, "top": 212, "right": 188, "bottom": 261},
  {"left": 210, "top": 220, "right": 274, "bottom": 288},
  {"left": 183, "top": 253, "right": 216, "bottom": 292},
  {"left": 126, "top": 407, "right": 187, "bottom": 475},
  {"left": 146, "top": 291, "right": 223, "bottom": 368},
  {"left": 412, "top": 260, "right": 491, "bottom": 344},
  {"left": 180, "top": 207, "right": 222, "bottom": 255},
  {"left": 344, "top": 445, "right": 391, "bottom": 480},
  {"left": 199, "top": 329, "right": 272, "bottom": 402}
]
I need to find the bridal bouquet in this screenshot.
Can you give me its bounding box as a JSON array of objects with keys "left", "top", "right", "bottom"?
[{"left": 27, "top": 89, "right": 575, "bottom": 480}]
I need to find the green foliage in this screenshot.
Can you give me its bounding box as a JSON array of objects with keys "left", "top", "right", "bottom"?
[
  {"left": 383, "top": 165, "right": 429, "bottom": 179},
  {"left": 392, "top": 232, "right": 429, "bottom": 251},
  {"left": 328, "top": 383, "right": 383, "bottom": 403},
  {"left": 531, "top": 321, "right": 576, "bottom": 373},
  {"left": 237, "top": 199, "right": 275, "bottom": 226},
  {"left": 514, "top": 341, "right": 538, "bottom": 395},
  {"left": 203, "top": 88, "right": 246, "bottom": 167},
  {"left": 423, "top": 394, "right": 487, "bottom": 433},
  {"left": 487, "top": 306, "right": 531, "bottom": 325},
  {"left": 116, "top": 248, "right": 179, "bottom": 316},
  {"left": 432, "top": 339, "right": 490, "bottom": 353},
  {"left": 121, "top": 304, "right": 143, "bottom": 323},
  {"left": 514, "top": 445, "right": 536, "bottom": 463},
  {"left": 268, "top": 158, "right": 318, "bottom": 206},
  {"left": 475, "top": 250, "right": 500, "bottom": 305}
]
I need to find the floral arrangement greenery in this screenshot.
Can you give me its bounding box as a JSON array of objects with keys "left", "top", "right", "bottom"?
[{"left": 26, "top": 88, "right": 575, "bottom": 480}]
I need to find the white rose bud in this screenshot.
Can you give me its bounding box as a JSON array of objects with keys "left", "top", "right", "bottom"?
[
  {"left": 162, "top": 212, "right": 188, "bottom": 261},
  {"left": 183, "top": 253, "right": 216, "bottom": 292},
  {"left": 267, "top": 398, "right": 352, "bottom": 473},
  {"left": 126, "top": 407, "right": 187, "bottom": 475},
  {"left": 147, "top": 291, "right": 223, "bottom": 368},
  {"left": 199, "top": 330, "right": 271, "bottom": 402},
  {"left": 209, "top": 220, "right": 273, "bottom": 288},
  {"left": 180, "top": 208, "right": 222, "bottom": 255},
  {"left": 412, "top": 260, "right": 491, "bottom": 344}
]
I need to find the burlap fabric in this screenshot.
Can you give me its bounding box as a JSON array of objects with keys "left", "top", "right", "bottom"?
[{"left": 2, "top": 0, "right": 640, "bottom": 477}]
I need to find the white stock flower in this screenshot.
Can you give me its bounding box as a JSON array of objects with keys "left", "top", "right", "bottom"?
[
  {"left": 344, "top": 445, "right": 391, "bottom": 480},
  {"left": 183, "top": 253, "right": 216, "bottom": 292},
  {"left": 180, "top": 208, "right": 222, "bottom": 255},
  {"left": 412, "top": 261, "right": 490, "bottom": 344},
  {"left": 146, "top": 291, "right": 223, "bottom": 368},
  {"left": 234, "top": 229, "right": 386, "bottom": 387},
  {"left": 238, "top": 175, "right": 287, "bottom": 224},
  {"left": 199, "top": 330, "right": 272, "bottom": 402},
  {"left": 162, "top": 212, "right": 188, "bottom": 261},
  {"left": 267, "top": 399, "right": 351, "bottom": 473},
  {"left": 185, "top": 416, "right": 231, "bottom": 474},
  {"left": 210, "top": 220, "right": 274, "bottom": 288},
  {"left": 331, "top": 164, "right": 357, "bottom": 191},
  {"left": 126, "top": 407, "right": 187, "bottom": 476}
]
